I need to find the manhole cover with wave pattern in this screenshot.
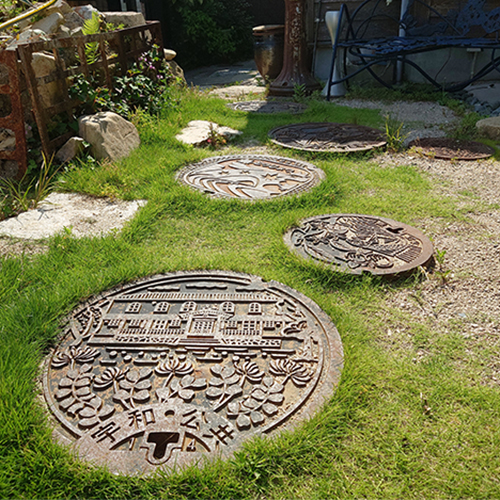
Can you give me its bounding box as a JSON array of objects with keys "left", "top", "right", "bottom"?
[
  {"left": 269, "top": 122, "right": 386, "bottom": 152},
  {"left": 284, "top": 214, "right": 433, "bottom": 275},
  {"left": 42, "top": 271, "right": 343, "bottom": 475},
  {"left": 408, "top": 137, "right": 495, "bottom": 160},
  {"left": 176, "top": 155, "right": 324, "bottom": 200}
]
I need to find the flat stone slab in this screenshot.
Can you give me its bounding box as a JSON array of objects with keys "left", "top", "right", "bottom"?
[
  {"left": 177, "top": 154, "right": 324, "bottom": 200},
  {"left": 409, "top": 137, "right": 495, "bottom": 161},
  {"left": 228, "top": 100, "right": 307, "bottom": 114},
  {"left": 269, "top": 123, "right": 386, "bottom": 153},
  {"left": 476, "top": 116, "right": 500, "bottom": 142},
  {"left": 42, "top": 271, "right": 343, "bottom": 475},
  {"left": 285, "top": 214, "right": 433, "bottom": 275},
  {"left": 176, "top": 121, "right": 242, "bottom": 147},
  {"left": 0, "top": 193, "right": 146, "bottom": 239}
]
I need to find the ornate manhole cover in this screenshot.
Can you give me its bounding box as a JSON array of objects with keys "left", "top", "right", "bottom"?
[
  {"left": 284, "top": 214, "right": 433, "bottom": 275},
  {"left": 177, "top": 155, "right": 324, "bottom": 200},
  {"left": 408, "top": 137, "right": 495, "bottom": 160},
  {"left": 228, "top": 100, "right": 307, "bottom": 114},
  {"left": 42, "top": 271, "right": 343, "bottom": 475},
  {"left": 269, "top": 122, "right": 387, "bottom": 152}
]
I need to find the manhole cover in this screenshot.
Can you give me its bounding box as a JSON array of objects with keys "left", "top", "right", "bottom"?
[
  {"left": 177, "top": 155, "right": 324, "bottom": 200},
  {"left": 284, "top": 214, "right": 433, "bottom": 275},
  {"left": 42, "top": 271, "right": 343, "bottom": 475},
  {"left": 228, "top": 101, "right": 307, "bottom": 114},
  {"left": 409, "top": 137, "right": 495, "bottom": 160},
  {"left": 269, "top": 122, "right": 387, "bottom": 152}
]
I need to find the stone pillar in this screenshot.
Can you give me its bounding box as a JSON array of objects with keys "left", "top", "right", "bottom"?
[{"left": 268, "top": 0, "right": 320, "bottom": 97}]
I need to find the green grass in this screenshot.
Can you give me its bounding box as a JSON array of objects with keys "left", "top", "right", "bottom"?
[{"left": 1, "top": 89, "right": 500, "bottom": 499}]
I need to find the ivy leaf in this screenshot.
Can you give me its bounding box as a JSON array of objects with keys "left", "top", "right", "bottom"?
[
  {"left": 58, "top": 378, "right": 73, "bottom": 388},
  {"left": 206, "top": 386, "right": 223, "bottom": 398},
  {"left": 75, "top": 377, "right": 92, "bottom": 388},
  {"left": 89, "top": 396, "right": 102, "bottom": 409},
  {"left": 242, "top": 398, "right": 259, "bottom": 410},
  {"left": 119, "top": 380, "right": 134, "bottom": 390},
  {"left": 78, "top": 416, "right": 99, "bottom": 429},
  {"left": 80, "top": 364, "right": 93, "bottom": 373},
  {"left": 262, "top": 376, "right": 274, "bottom": 388},
  {"left": 98, "top": 404, "right": 115, "bottom": 420},
  {"left": 208, "top": 377, "right": 223, "bottom": 387},
  {"left": 221, "top": 366, "right": 235, "bottom": 379},
  {"left": 75, "top": 387, "right": 91, "bottom": 397},
  {"left": 179, "top": 389, "right": 194, "bottom": 401},
  {"left": 113, "top": 389, "right": 130, "bottom": 403},
  {"left": 270, "top": 382, "right": 284, "bottom": 394},
  {"left": 210, "top": 365, "right": 222, "bottom": 376},
  {"left": 67, "top": 369, "right": 79, "bottom": 380},
  {"left": 79, "top": 407, "right": 97, "bottom": 419},
  {"left": 225, "top": 374, "right": 240, "bottom": 386},
  {"left": 251, "top": 389, "right": 266, "bottom": 401},
  {"left": 268, "top": 393, "right": 284, "bottom": 404},
  {"left": 135, "top": 380, "right": 151, "bottom": 390},
  {"left": 126, "top": 371, "right": 140, "bottom": 383},
  {"left": 156, "top": 387, "right": 170, "bottom": 401},
  {"left": 250, "top": 411, "right": 264, "bottom": 425},
  {"left": 59, "top": 397, "right": 76, "bottom": 410},
  {"left": 181, "top": 375, "right": 195, "bottom": 387},
  {"left": 133, "top": 390, "right": 150, "bottom": 403},
  {"left": 191, "top": 378, "right": 207, "bottom": 389},
  {"left": 236, "top": 414, "right": 251, "bottom": 430},
  {"left": 226, "top": 384, "right": 243, "bottom": 397},
  {"left": 139, "top": 368, "right": 152, "bottom": 379},
  {"left": 55, "top": 388, "right": 72, "bottom": 400},
  {"left": 67, "top": 402, "right": 85, "bottom": 417},
  {"left": 227, "top": 402, "right": 240, "bottom": 415},
  {"left": 262, "top": 403, "right": 278, "bottom": 416}
]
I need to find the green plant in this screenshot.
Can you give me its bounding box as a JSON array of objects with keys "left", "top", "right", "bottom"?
[
  {"left": 384, "top": 114, "right": 408, "bottom": 152},
  {"left": 205, "top": 123, "right": 227, "bottom": 149},
  {"left": 434, "top": 247, "right": 452, "bottom": 285},
  {"left": 447, "top": 112, "right": 480, "bottom": 141},
  {"left": 81, "top": 12, "right": 102, "bottom": 65}
]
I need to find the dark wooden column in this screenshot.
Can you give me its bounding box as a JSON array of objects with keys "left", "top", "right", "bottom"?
[{"left": 268, "top": 0, "right": 320, "bottom": 96}]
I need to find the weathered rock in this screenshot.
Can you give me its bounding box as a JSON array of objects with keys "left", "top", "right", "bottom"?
[
  {"left": 74, "top": 4, "right": 101, "bottom": 20},
  {"left": 0, "top": 128, "right": 16, "bottom": 151},
  {"left": 164, "top": 49, "right": 176, "bottom": 61},
  {"left": 78, "top": 112, "right": 140, "bottom": 161},
  {"left": 32, "top": 12, "right": 64, "bottom": 34},
  {"left": 55, "top": 136, "right": 86, "bottom": 163},
  {"left": 31, "top": 52, "right": 61, "bottom": 109},
  {"left": 63, "top": 10, "right": 85, "bottom": 30},
  {"left": 102, "top": 11, "right": 146, "bottom": 28},
  {"left": 476, "top": 116, "right": 500, "bottom": 141},
  {"left": 6, "top": 29, "right": 49, "bottom": 50},
  {"left": 167, "top": 60, "right": 186, "bottom": 84},
  {"left": 176, "top": 120, "right": 242, "bottom": 146}
]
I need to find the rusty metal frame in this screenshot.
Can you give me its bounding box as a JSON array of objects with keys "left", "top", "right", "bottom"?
[
  {"left": 17, "top": 21, "right": 163, "bottom": 159},
  {"left": 0, "top": 50, "right": 27, "bottom": 179}
]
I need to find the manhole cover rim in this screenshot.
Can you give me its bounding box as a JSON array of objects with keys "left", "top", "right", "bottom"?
[
  {"left": 269, "top": 122, "right": 387, "bottom": 153},
  {"left": 408, "top": 137, "right": 495, "bottom": 160},
  {"left": 176, "top": 154, "right": 325, "bottom": 200},
  {"left": 42, "top": 270, "right": 343, "bottom": 475},
  {"left": 284, "top": 214, "right": 434, "bottom": 275}
]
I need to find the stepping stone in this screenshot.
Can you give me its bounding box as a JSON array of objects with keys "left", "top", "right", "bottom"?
[
  {"left": 284, "top": 214, "right": 433, "bottom": 276},
  {"left": 175, "top": 120, "right": 242, "bottom": 147},
  {"left": 269, "top": 122, "right": 386, "bottom": 152},
  {"left": 228, "top": 100, "right": 306, "bottom": 114},
  {"left": 177, "top": 154, "right": 324, "bottom": 200},
  {"left": 41, "top": 271, "right": 343, "bottom": 475},
  {"left": 408, "top": 137, "right": 495, "bottom": 160},
  {"left": 476, "top": 116, "right": 500, "bottom": 142}
]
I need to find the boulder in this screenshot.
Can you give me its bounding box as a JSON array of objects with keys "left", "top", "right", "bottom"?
[
  {"left": 175, "top": 120, "right": 242, "bottom": 147},
  {"left": 31, "top": 52, "right": 61, "bottom": 109},
  {"left": 32, "top": 12, "right": 64, "bottom": 34},
  {"left": 164, "top": 49, "right": 176, "bottom": 61},
  {"left": 476, "top": 116, "right": 500, "bottom": 141},
  {"left": 6, "top": 29, "right": 49, "bottom": 51},
  {"left": 74, "top": 5, "right": 101, "bottom": 20},
  {"left": 0, "top": 129, "right": 16, "bottom": 151},
  {"left": 102, "top": 11, "right": 146, "bottom": 28},
  {"left": 167, "top": 60, "right": 186, "bottom": 84},
  {"left": 55, "top": 136, "right": 86, "bottom": 163},
  {"left": 63, "top": 10, "right": 85, "bottom": 30},
  {"left": 78, "top": 112, "right": 140, "bottom": 161}
]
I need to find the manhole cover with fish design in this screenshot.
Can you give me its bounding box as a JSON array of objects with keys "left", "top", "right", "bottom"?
[
  {"left": 176, "top": 155, "right": 324, "bottom": 200},
  {"left": 408, "top": 137, "right": 495, "bottom": 160},
  {"left": 42, "top": 271, "right": 343, "bottom": 475},
  {"left": 228, "top": 101, "right": 307, "bottom": 114},
  {"left": 269, "top": 122, "right": 387, "bottom": 152},
  {"left": 284, "top": 214, "right": 433, "bottom": 275}
]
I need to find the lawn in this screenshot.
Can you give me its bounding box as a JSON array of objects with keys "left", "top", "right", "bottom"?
[{"left": 1, "top": 88, "right": 499, "bottom": 499}]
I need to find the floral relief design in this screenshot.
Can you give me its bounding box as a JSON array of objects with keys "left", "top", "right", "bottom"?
[
  {"left": 269, "top": 359, "right": 313, "bottom": 386},
  {"left": 51, "top": 346, "right": 99, "bottom": 370}
]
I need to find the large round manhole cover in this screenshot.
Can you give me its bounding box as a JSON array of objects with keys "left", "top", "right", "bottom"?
[
  {"left": 408, "top": 137, "right": 495, "bottom": 160},
  {"left": 284, "top": 214, "right": 433, "bottom": 275},
  {"left": 42, "top": 271, "right": 343, "bottom": 475},
  {"left": 269, "top": 122, "right": 387, "bottom": 152},
  {"left": 177, "top": 155, "right": 324, "bottom": 200},
  {"left": 228, "top": 101, "right": 307, "bottom": 114}
]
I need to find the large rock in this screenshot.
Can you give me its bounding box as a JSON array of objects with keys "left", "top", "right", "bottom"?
[
  {"left": 476, "top": 116, "right": 500, "bottom": 141},
  {"left": 0, "top": 128, "right": 16, "bottom": 151},
  {"left": 167, "top": 60, "right": 186, "bottom": 84},
  {"left": 78, "top": 112, "right": 140, "bottom": 161},
  {"left": 6, "top": 29, "right": 49, "bottom": 50},
  {"left": 30, "top": 52, "right": 62, "bottom": 109},
  {"left": 102, "top": 11, "right": 146, "bottom": 28},
  {"left": 164, "top": 49, "right": 176, "bottom": 61},
  {"left": 32, "top": 12, "right": 64, "bottom": 34},
  {"left": 176, "top": 120, "right": 242, "bottom": 146}
]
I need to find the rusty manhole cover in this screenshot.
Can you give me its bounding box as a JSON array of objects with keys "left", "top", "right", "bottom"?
[
  {"left": 42, "top": 271, "right": 343, "bottom": 475},
  {"left": 228, "top": 101, "right": 307, "bottom": 114},
  {"left": 409, "top": 137, "right": 495, "bottom": 160},
  {"left": 284, "top": 214, "right": 433, "bottom": 275},
  {"left": 177, "top": 155, "right": 324, "bottom": 200},
  {"left": 269, "top": 122, "right": 387, "bottom": 152}
]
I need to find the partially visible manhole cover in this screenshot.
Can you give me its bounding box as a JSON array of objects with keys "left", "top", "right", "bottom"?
[
  {"left": 269, "top": 122, "right": 386, "bottom": 152},
  {"left": 284, "top": 214, "right": 433, "bottom": 275},
  {"left": 408, "top": 137, "right": 495, "bottom": 160},
  {"left": 177, "top": 155, "right": 324, "bottom": 200},
  {"left": 42, "top": 271, "right": 343, "bottom": 475},
  {"left": 228, "top": 101, "right": 307, "bottom": 114}
]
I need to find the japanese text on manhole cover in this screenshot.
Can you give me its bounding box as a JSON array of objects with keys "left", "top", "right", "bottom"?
[
  {"left": 269, "top": 122, "right": 387, "bottom": 152},
  {"left": 284, "top": 214, "right": 433, "bottom": 275},
  {"left": 177, "top": 155, "right": 324, "bottom": 200},
  {"left": 408, "top": 137, "right": 495, "bottom": 161},
  {"left": 228, "top": 101, "right": 307, "bottom": 114},
  {"left": 43, "top": 271, "right": 343, "bottom": 475}
]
